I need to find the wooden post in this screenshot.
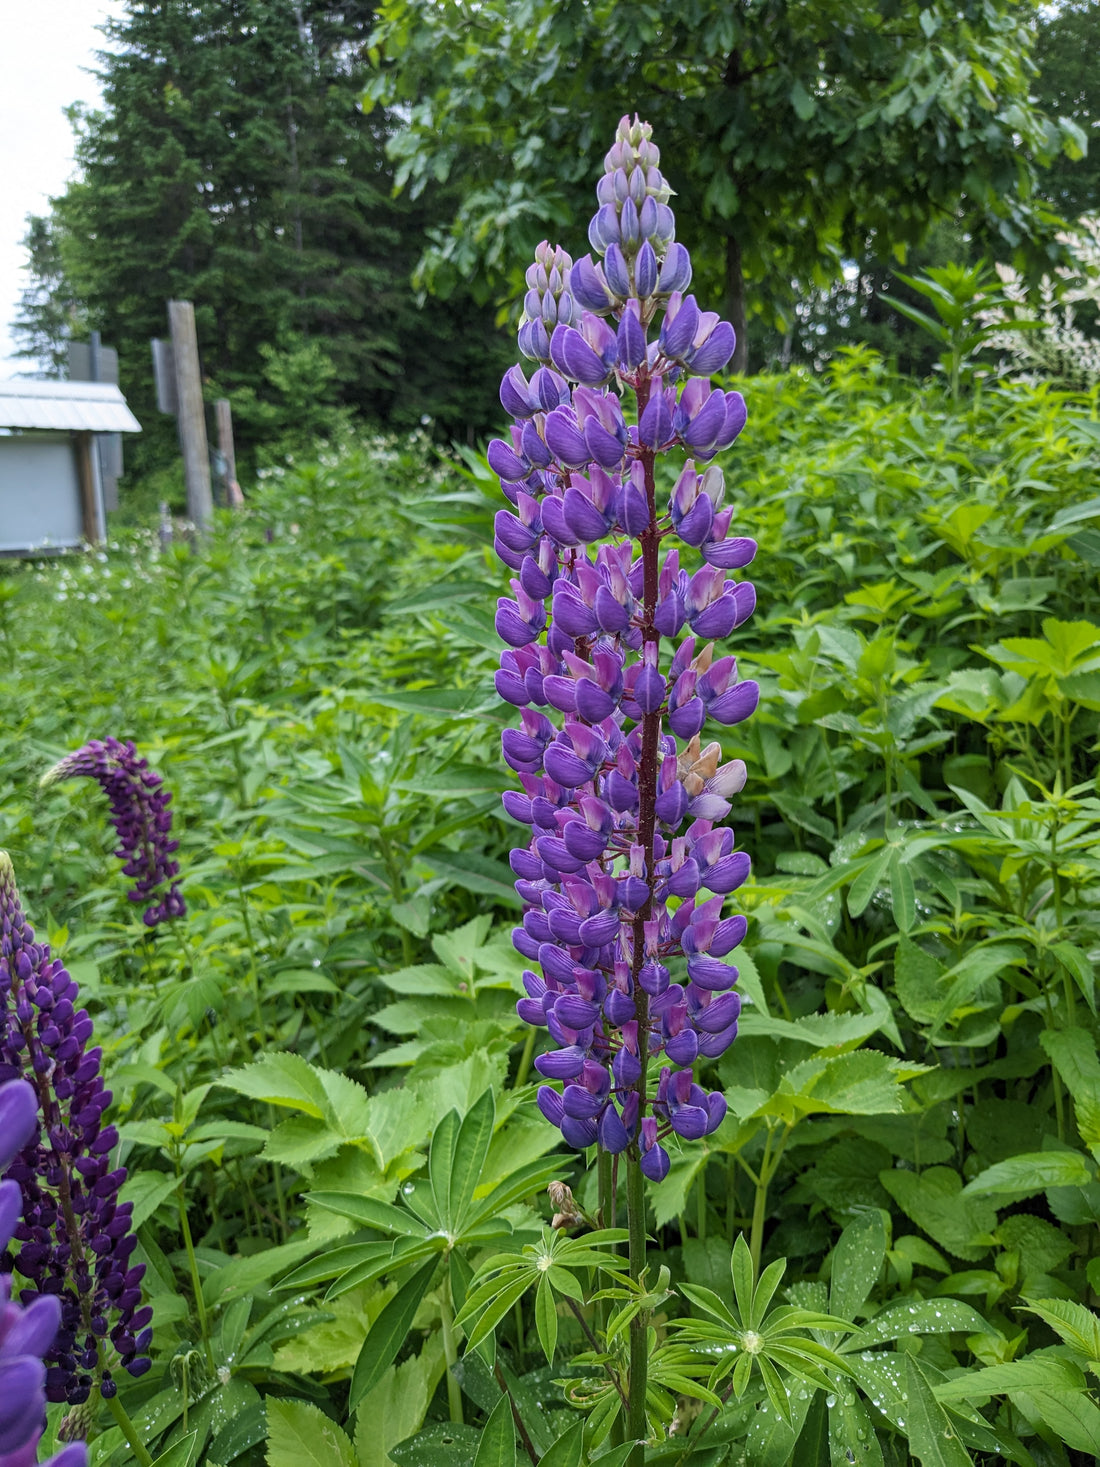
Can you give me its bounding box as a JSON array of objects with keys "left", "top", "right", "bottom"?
[
  {"left": 215, "top": 398, "right": 243, "bottom": 507},
  {"left": 167, "top": 300, "right": 213, "bottom": 529},
  {"left": 74, "top": 432, "right": 106, "bottom": 544}
]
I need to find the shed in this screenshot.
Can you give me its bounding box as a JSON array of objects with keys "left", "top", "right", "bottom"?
[{"left": 0, "top": 380, "right": 142, "bottom": 555}]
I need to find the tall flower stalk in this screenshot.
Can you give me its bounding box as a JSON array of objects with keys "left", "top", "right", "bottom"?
[
  {"left": 0, "top": 1076, "right": 88, "bottom": 1467},
  {"left": 42, "top": 739, "right": 185, "bottom": 928},
  {"left": 491, "top": 117, "right": 758, "bottom": 1450},
  {"left": 0, "top": 853, "right": 152, "bottom": 1457}
]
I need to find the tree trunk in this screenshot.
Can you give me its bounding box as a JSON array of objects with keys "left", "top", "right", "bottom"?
[{"left": 725, "top": 233, "right": 748, "bottom": 374}]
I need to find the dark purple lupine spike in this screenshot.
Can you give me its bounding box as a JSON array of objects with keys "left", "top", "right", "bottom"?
[
  {"left": 495, "top": 115, "right": 758, "bottom": 1176},
  {"left": 42, "top": 739, "right": 184, "bottom": 928},
  {"left": 0, "top": 855, "right": 151, "bottom": 1410}
]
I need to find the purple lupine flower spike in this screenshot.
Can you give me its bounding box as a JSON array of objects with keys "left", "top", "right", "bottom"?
[
  {"left": 0, "top": 1076, "right": 89, "bottom": 1467},
  {"left": 42, "top": 738, "right": 185, "bottom": 927},
  {"left": 0, "top": 854, "right": 151, "bottom": 1414},
  {"left": 493, "top": 115, "right": 758, "bottom": 1181}
]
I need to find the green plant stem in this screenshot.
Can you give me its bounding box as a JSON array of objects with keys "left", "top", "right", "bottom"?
[
  {"left": 104, "top": 1389, "right": 156, "bottom": 1467},
  {"left": 626, "top": 1156, "right": 649, "bottom": 1459},
  {"left": 748, "top": 1124, "right": 793, "bottom": 1273},
  {"left": 439, "top": 1274, "right": 464, "bottom": 1425},
  {"left": 512, "top": 1297, "right": 526, "bottom": 1372},
  {"left": 565, "top": 1297, "right": 629, "bottom": 1411},
  {"left": 513, "top": 1025, "right": 536, "bottom": 1090},
  {"left": 176, "top": 1178, "right": 216, "bottom": 1372},
  {"left": 598, "top": 1146, "right": 613, "bottom": 1229}
]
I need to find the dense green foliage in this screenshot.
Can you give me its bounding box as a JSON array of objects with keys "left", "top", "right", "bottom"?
[
  {"left": 12, "top": 0, "right": 1100, "bottom": 467},
  {"left": 366, "top": 0, "right": 1085, "bottom": 368},
  {"left": 2, "top": 362, "right": 1099, "bottom": 1464}
]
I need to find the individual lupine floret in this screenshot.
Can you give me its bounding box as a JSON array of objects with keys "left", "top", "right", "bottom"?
[
  {"left": 0, "top": 855, "right": 152, "bottom": 1409},
  {"left": 491, "top": 114, "right": 759, "bottom": 1173},
  {"left": 42, "top": 739, "right": 184, "bottom": 928}
]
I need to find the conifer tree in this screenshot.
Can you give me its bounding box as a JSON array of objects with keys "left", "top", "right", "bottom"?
[{"left": 41, "top": 0, "right": 510, "bottom": 474}]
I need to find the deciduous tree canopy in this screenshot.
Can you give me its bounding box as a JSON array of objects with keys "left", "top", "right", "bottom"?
[{"left": 368, "top": 0, "right": 1085, "bottom": 369}]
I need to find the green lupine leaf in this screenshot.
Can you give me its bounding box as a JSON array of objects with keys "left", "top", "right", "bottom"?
[
  {"left": 680, "top": 1282, "right": 739, "bottom": 1331},
  {"left": 535, "top": 1274, "right": 558, "bottom": 1363},
  {"left": 472, "top": 1393, "right": 516, "bottom": 1467},
  {"left": 448, "top": 1088, "right": 496, "bottom": 1230},
  {"left": 846, "top": 1297, "right": 989, "bottom": 1349},
  {"left": 731, "top": 1234, "right": 755, "bottom": 1323},
  {"left": 428, "top": 1109, "right": 460, "bottom": 1230},
  {"left": 829, "top": 1211, "right": 886, "bottom": 1321},
  {"left": 306, "top": 1193, "right": 427, "bottom": 1236},
  {"left": 750, "top": 1256, "right": 787, "bottom": 1328},
  {"left": 349, "top": 1258, "right": 439, "bottom": 1410},
  {"left": 463, "top": 1273, "right": 538, "bottom": 1352},
  {"left": 903, "top": 1355, "right": 974, "bottom": 1467}
]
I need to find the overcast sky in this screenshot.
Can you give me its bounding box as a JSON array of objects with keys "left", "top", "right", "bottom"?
[{"left": 0, "top": 1, "right": 122, "bottom": 372}]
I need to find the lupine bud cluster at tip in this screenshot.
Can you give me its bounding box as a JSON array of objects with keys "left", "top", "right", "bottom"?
[
  {"left": 0, "top": 855, "right": 151, "bottom": 1410},
  {"left": 42, "top": 739, "right": 184, "bottom": 928},
  {"left": 0, "top": 1079, "right": 87, "bottom": 1467},
  {"left": 491, "top": 115, "right": 759, "bottom": 1183}
]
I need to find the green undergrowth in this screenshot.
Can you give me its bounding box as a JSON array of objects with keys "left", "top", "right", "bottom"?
[{"left": 1, "top": 354, "right": 1098, "bottom": 1466}]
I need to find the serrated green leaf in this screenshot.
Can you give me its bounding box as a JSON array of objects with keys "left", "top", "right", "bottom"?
[
  {"left": 355, "top": 1340, "right": 446, "bottom": 1467},
  {"left": 933, "top": 1354, "right": 1086, "bottom": 1401},
  {"left": 265, "top": 1398, "right": 357, "bottom": 1467},
  {"left": 963, "top": 1150, "right": 1093, "bottom": 1197},
  {"left": 1020, "top": 1297, "right": 1100, "bottom": 1362},
  {"left": 221, "top": 1052, "right": 330, "bottom": 1117},
  {"left": 879, "top": 1167, "right": 997, "bottom": 1261}
]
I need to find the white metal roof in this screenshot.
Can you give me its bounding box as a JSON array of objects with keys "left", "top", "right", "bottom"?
[{"left": 0, "top": 379, "right": 142, "bottom": 433}]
